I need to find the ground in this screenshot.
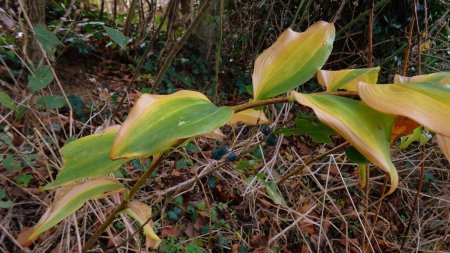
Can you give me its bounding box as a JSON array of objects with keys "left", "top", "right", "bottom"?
[{"left": 1, "top": 55, "right": 449, "bottom": 252}]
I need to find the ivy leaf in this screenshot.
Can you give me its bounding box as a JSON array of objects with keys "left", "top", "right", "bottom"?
[
  {"left": 278, "top": 113, "right": 336, "bottom": 143},
  {"left": 28, "top": 65, "right": 54, "bottom": 93},
  {"left": 0, "top": 91, "right": 16, "bottom": 110},
  {"left": 34, "top": 25, "right": 60, "bottom": 55},
  {"left": 346, "top": 146, "right": 369, "bottom": 164},
  {"left": 4, "top": 154, "right": 21, "bottom": 171},
  {"left": 104, "top": 26, "right": 130, "bottom": 49},
  {"left": 36, "top": 95, "right": 66, "bottom": 109}
]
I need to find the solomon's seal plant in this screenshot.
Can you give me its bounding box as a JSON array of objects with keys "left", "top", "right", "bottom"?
[{"left": 24, "top": 21, "right": 450, "bottom": 251}]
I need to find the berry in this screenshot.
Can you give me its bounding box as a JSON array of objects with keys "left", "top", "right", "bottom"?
[
  {"left": 218, "top": 146, "right": 229, "bottom": 155},
  {"left": 211, "top": 148, "right": 224, "bottom": 160},
  {"left": 260, "top": 125, "right": 271, "bottom": 135},
  {"left": 227, "top": 152, "right": 238, "bottom": 161},
  {"left": 266, "top": 134, "right": 278, "bottom": 146}
]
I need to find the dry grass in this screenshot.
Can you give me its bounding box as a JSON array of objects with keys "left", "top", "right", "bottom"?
[{"left": 1, "top": 95, "right": 449, "bottom": 252}]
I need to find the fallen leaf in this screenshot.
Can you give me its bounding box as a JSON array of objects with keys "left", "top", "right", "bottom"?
[
  {"left": 160, "top": 226, "right": 180, "bottom": 238},
  {"left": 250, "top": 233, "right": 268, "bottom": 247},
  {"left": 16, "top": 226, "right": 35, "bottom": 247}
]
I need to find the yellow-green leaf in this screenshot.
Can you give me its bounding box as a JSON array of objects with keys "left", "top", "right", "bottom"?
[
  {"left": 42, "top": 126, "right": 132, "bottom": 190},
  {"left": 228, "top": 109, "right": 270, "bottom": 125},
  {"left": 265, "top": 181, "right": 287, "bottom": 206},
  {"left": 436, "top": 134, "right": 450, "bottom": 162},
  {"left": 124, "top": 201, "right": 161, "bottom": 250},
  {"left": 110, "top": 90, "right": 233, "bottom": 159},
  {"left": 317, "top": 67, "right": 380, "bottom": 91},
  {"left": 394, "top": 72, "right": 450, "bottom": 84},
  {"left": 359, "top": 82, "right": 450, "bottom": 137},
  {"left": 252, "top": 21, "right": 335, "bottom": 100},
  {"left": 390, "top": 72, "right": 448, "bottom": 140},
  {"left": 293, "top": 92, "right": 398, "bottom": 194},
  {"left": 27, "top": 178, "right": 124, "bottom": 244}
]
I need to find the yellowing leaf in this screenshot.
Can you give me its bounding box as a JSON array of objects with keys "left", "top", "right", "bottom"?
[
  {"left": 359, "top": 82, "right": 450, "bottom": 137},
  {"left": 252, "top": 21, "right": 335, "bottom": 100},
  {"left": 110, "top": 90, "right": 233, "bottom": 160},
  {"left": 228, "top": 109, "right": 270, "bottom": 125},
  {"left": 390, "top": 72, "right": 449, "bottom": 140},
  {"left": 124, "top": 201, "right": 161, "bottom": 250},
  {"left": 394, "top": 72, "right": 450, "bottom": 84},
  {"left": 42, "top": 126, "right": 132, "bottom": 190},
  {"left": 27, "top": 178, "right": 124, "bottom": 244},
  {"left": 391, "top": 116, "right": 420, "bottom": 141},
  {"left": 201, "top": 128, "right": 227, "bottom": 139},
  {"left": 293, "top": 92, "right": 398, "bottom": 194},
  {"left": 436, "top": 134, "right": 450, "bottom": 162},
  {"left": 317, "top": 67, "right": 380, "bottom": 91}
]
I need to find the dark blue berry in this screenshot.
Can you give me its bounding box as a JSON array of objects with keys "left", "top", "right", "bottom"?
[
  {"left": 167, "top": 210, "right": 179, "bottom": 221},
  {"left": 227, "top": 152, "right": 238, "bottom": 161},
  {"left": 172, "top": 206, "right": 182, "bottom": 216},
  {"left": 266, "top": 134, "right": 278, "bottom": 146},
  {"left": 260, "top": 125, "right": 271, "bottom": 135},
  {"left": 218, "top": 146, "right": 229, "bottom": 155},
  {"left": 211, "top": 148, "right": 224, "bottom": 160}
]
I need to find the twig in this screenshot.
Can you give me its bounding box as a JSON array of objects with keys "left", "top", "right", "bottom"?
[
  {"left": 297, "top": 0, "right": 313, "bottom": 29},
  {"left": 212, "top": 0, "right": 224, "bottom": 102},
  {"left": 267, "top": 205, "right": 316, "bottom": 246},
  {"left": 362, "top": 165, "right": 370, "bottom": 253},
  {"left": 123, "top": 0, "right": 139, "bottom": 36},
  {"left": 414, "top": 0, "right": 422, "bottom": 75},
  {"left": 149, "top": 0, "right": 213, "bottom": 93},
  {"left": 277, "top": 142, "right": 349, "bottom": 185},
  {"left": 367, "top": 0, "right": 374, "bottom": 67},
  {"left": 366, "top": 173, "right": 387, "bottom": 251},
  {"left": 401, "top": 11, "right": 416, "bottom": 75},
  {"left": 17, "top": 0, "right": 75, "bottom": 137},
  {"left": 336, "top": 0, "right": 390, "bottom": 38},
  {"left": 155, "top": 161, "right": 218, "bottom": 196},
  {"left": 400, "top": 145, "right": 426, "bottom": 250},
  {"left": 290, "top": 0, "right": 306, "bottom": 28},
  {"left": 331, "top": 0, "right": 347, "bottom": 23},
  {"left": 0, "top": 224, "right": 26, "bottom": 252},
  {"left": 363, "top": 4, "right": 374, "bottom": 251},
  {"left": 110, "top": 0, "right": 174, "bottom": 120}
]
